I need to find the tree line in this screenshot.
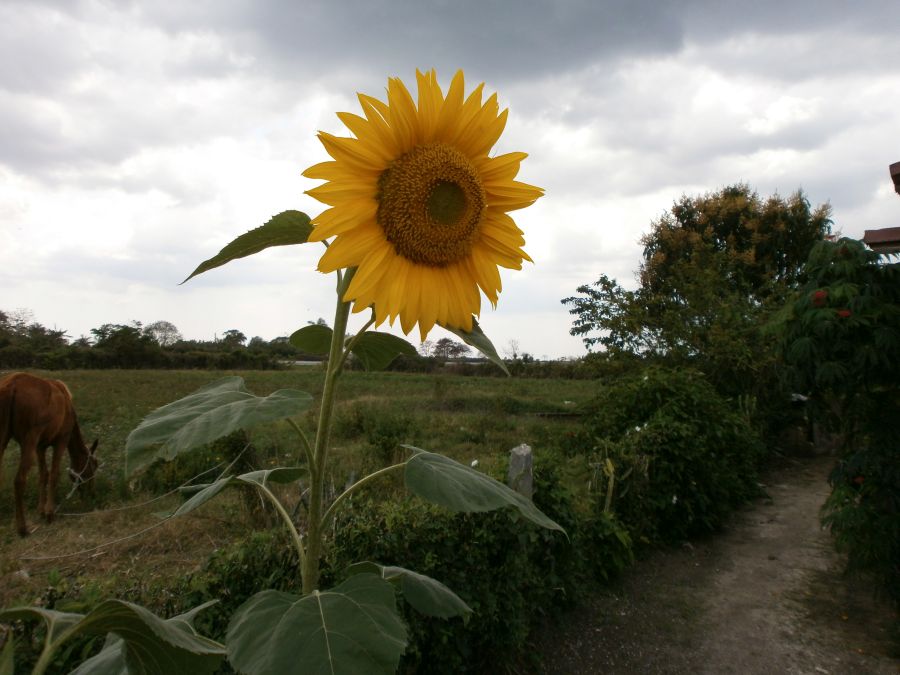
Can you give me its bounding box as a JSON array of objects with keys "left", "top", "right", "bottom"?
[
  {"left": 0, "top": 313, "right": 304, "bottom": 370},
  {"left": 0, "top": 313, "right": 500, "bottom": 372}
]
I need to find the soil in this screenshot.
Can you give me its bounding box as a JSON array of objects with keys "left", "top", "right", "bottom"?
[{"left": 535, "top": 455, "right": 899, "bottom": 674}]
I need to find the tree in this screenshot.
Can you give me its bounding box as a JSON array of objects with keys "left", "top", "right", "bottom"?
[
  {"left": 504, "top": 339, "right": 520, "bottom": 360},
  {"left": 143, "top": 320, "right": 182, "bottom": 347},
  {"left": 418, "top": 339, "right": 434, "bottom": 357},
  {"left": 221, "top": 329, "right": 247, "bottom": 348},
  {"left": 562, "top": 185, "right": 831, "bottom": 400},
  {"left": 432, "top": 337, "right": 470, "bottom": 360},
  {"left": 91, "top": 322, "right": 162, "bottom": 367}
]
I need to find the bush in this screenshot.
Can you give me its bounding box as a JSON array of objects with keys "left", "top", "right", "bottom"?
[
  {"left": 775, "top": 238, "right": 900, "bottom": 608},
  {"left": 581, "top": 366, "right": 767, "bottom": 544},
  {"left": 163, "top": 452, "right": 631, "bottom": 674}
]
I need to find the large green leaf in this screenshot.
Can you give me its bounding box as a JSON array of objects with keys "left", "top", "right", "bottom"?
[
  {"left": 69, "top": 601, "right": 221, "bottom": 675},
  {"left": 183, "top": 210, "right": 313, "bottom": 283},
  {"left": 443, "top": 318, "right": 509, "bottom": 375},
  {"left": 237, "top": 467, "right": 306, "bottom": 488},
  {"left": 0, "top": 636, "right": 13, "bottom": 675},
  {"left": 290, "top": 324, "right": 334, "bottom": 354},
  {"left": 350, "top": 332, "right": 417, "bottom": 371},
  {"left": 0, "top": 606, "right": 83, "bottom": 647},
  {"left": 167, "top": 468, "right": 305, "bottom": 519},
  {"left": 346, "top": 562, "right": 471, "bottom": 619},
  {"left": 227, "top": 575, "right": 407, "bottom": 675},
  {"left": 125, "top": 377, "right": 313, "bottom": 475},
  {"left": 171, "top": 477, "right": 235, "bottom": 518},
  {"left": 0, "top": 601, "right": 224, "bottom": 675},
  {"left": 404, "top": 450, "right": 565, "bottom": 534}
]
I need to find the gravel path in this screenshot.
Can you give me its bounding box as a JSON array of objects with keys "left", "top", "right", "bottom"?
[{"left": 535, "top": 455, "right": 899, "bottom": 674}]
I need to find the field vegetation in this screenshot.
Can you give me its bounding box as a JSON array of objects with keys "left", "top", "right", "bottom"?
[
  {"left": 0, "top": 368, "right": 594, "bottom": 600},
  {"left": 1, "top": 184, "right": 896, "bottom": 673}
]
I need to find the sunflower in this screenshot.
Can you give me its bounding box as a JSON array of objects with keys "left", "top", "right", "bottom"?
[{"left": 303, "top": 69, "right": 543, "bottom": 340}]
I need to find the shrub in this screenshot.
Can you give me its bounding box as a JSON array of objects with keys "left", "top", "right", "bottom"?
[
  {"left": 775, "top": 238, "right": 900, "bottom": 608},
  {"left": 163, "top": 452, "right": 631, "bottom": 674},
  {"left": 581, "top": 366, "right": 767, "bottom": 544}
]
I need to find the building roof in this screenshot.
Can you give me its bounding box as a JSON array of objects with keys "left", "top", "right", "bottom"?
[
  {"left": 891, "top": 161, "right": 900, "bottom": 195},
  {"left": 862, "top": 226, "right": 900, "bottom": 253}
]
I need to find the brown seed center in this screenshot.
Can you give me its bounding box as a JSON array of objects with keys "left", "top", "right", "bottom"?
[{"left": 376, "top": 143, "right": 486, "bottom": 267}]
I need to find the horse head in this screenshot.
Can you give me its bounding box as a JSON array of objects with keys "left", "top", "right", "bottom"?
[{"left": 68, "top": 439, "right": 99, "bottom": 491}]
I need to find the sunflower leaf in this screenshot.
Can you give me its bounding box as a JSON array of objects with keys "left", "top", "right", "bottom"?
[
  {"left": 345, "top": 562, "right": 472, "bottom": 618},
  {"left": 69, "top": 601, "right": 222, "bottom": 675},
  {"left": 290, "top": 324, "right": 333, "bottom": 355},
  {"left": 350, "top": 332, "right": 418, "bottom": 370},
  {"left": 226, "top": 576, "right": 407, "bottom": 675},
  {"left": 125, "top": 377, "right": 314, "bottom": 475},
  {"left": 0, "top": 635, "right": 13, "bottom": 675},
  {"left": 182, "top": 210, "right": 313, "bottom": 283},
  {"left": 404, "top": 449, "right": 565, "bottom": 534},
  {"left": 443, "top": 319, "right": 509, "bottom": 375}
]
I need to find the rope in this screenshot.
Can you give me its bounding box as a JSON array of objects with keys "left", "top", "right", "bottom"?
[
  {"left": 57, "top": 461, "right": 227, "bottom": 516},
  {"left": 24, "top": 443, "right": 254, "bottom": 561}
]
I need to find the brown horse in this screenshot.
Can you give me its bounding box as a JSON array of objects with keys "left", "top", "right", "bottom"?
[{"left": 0, "top": 373, "right": 98, "bottom": 536}]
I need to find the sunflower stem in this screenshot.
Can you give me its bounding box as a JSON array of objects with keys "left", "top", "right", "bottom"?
[
  {"left": 302, "top": 267, "right": 356, "bottom": 595},
  {"left": 334, "top": 312, "right": 376, "bottom": 374}
]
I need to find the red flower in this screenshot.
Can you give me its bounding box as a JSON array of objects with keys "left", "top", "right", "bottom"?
[
  {"left": 837, "top": 309, "right": 851, "bottom": 318},
  {"left": 812, "top": 289, "right": 828, "bottom": 307}
]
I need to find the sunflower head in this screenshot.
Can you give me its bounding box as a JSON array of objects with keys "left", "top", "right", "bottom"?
[{"left": 303, "top": 69, "right": 543, "bottom": 340}]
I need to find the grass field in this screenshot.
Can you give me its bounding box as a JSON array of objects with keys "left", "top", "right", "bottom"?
[{"left": 0, "top": 368, "right": 598, "bottom": 608}]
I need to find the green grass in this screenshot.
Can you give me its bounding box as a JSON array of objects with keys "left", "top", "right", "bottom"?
[{"left": 1, "top": 367, "right": 596, "bottom": 503}]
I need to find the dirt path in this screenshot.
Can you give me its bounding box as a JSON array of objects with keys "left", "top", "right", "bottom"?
[{"left": 536, "top": 456, "right": 899, "bottom": 674}]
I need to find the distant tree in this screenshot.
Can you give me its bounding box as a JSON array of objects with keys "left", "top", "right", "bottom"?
[
  {"left": 418, "top": 339, "right": 434, "bottom": 357},
  {"left": 432, "top": 337, "right": 470, "bottom": 360},
  {"left": 221, "top": 329, "right": 247, "bottom": 348},
  {"left": 143, "top": 320, "right": 182, "bottom": 347},
  {"left": 504, "top": 339, "right": 520, "bottom": 360},
  {"left": 91, "top": 322, "right": 162, "bottom": 367},
  {"left": 248, "top": 336, "right": 268, "bottom": 350},
  {"left": 5, "top": 308, "right": 35, "bottom": 335}
]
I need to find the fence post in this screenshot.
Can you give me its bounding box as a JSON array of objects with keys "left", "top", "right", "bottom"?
[{"left": 508, "top": 444, "right": 533, "bottom": 500}]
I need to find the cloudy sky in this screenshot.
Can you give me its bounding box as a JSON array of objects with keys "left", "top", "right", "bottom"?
[{"left": 2, "top": 0, "right": 898, "bottom": 359}]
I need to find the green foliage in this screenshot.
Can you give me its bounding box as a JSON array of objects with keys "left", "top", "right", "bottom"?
[
  {"left": 775, "top": 238, "right": 900, "bottom": 402},
  {"left": 161, "top": 454, "right": 629, "bottom": 675},
  {"left": 775, "top": 238, "right": 900, "bottom": 606},
  {"left": 350, "top": 332, "right": 418, "bottom": 371},
  {"left": 0, "top": 601, "right": 225, "bottom": 675},
  {"left": 183, "top": 210, "right": 313, "bottom": 283},
  {"left": 174, "top": 530, "right": 301, "bottom": 641},
  {"left": 137, "top": 429, "right": 260, "bottom": 496},
  {"left": 326, "top": 461, "right": 589, "bottom": 674},
  {"left": 443, "top": 318, "right": 509, "bottom": 375},
  {"left": 125, "top": 377, "right": 314, "bottom": 475},
  {"left": 562, "top": 185, "right": 830, "bottom": 436},
  {"left": 345, "top": 563, "right": 472, "bottom": 619},
  {"left": 290, "top": 324, "right": 333, "bottom": 354},
  {"left": 581, "top": 367, "right": 767, "bottom": 544},
  {"left": 404, "top": 450, "right": 565, "bottom": 533},
  {"left": 822, "top": 406, "right": 900, "bottom": 604},
  {"left": 226, "top": 576, "right": 407, "bottom": 675}
]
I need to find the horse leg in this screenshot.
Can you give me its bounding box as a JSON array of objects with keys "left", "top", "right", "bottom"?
[
  {"left": 36, "top": 447, "right": 49, "bottom": 521},
  {"left": 0, "top": 436, "right": 6, "bottom": 492},
  {"left": 14, "top": 443, "right": 36, "bottom": 536},
  {"left": 45, "top": 442, "right": 66, "bottom": 523}
]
